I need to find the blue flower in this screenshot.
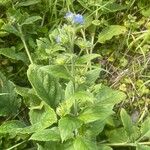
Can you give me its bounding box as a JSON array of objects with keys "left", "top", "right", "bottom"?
[
  {"left": 64, "top": 12, "right": 74, "bottom": 20},
  {"left": 73, "top": 14, "right": 84, "bottom": 24},
  {"left": 64, "top": 12, "right": 84, "bottom": 25},
  {"left": 56, "top": 36, "right": 61, "bottom": 43}
]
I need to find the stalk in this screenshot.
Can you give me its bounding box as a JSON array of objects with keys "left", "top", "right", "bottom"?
[{"left": 18, "top": 25, "right": 33, "bottom": 64}]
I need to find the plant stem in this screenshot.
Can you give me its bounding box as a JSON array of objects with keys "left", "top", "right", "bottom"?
[
  {"left": 18, "top": 25, "right": 33, "bottom": 64},
  {"left": 6, "top": 141, "right": 27, "bottom": 150},
  {"left": 98, "top": 141, "right": 150, "bottom": 147}
]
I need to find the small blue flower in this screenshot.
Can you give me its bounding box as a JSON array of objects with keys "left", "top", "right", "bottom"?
[
  {"left": 64, "top": 12, "right": 84, "bottom": 25},
  {"left": 73, "top": 14, "right": 84, "bottom": 24},
  {"left": 64, "top": 12, "right": 74, "bottom": 20},
  {"left": 56, "top": 36, "right": 61, "bottom": 43}
]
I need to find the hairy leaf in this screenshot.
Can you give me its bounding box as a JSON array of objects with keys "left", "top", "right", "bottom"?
[
  {"left": 141, "top": 117, "right": 150, "bottom": 138},
  {"left": 78, "top": 105, "right": 113, "bottom": 123},
  {"left": 77, "top": 54, "right": 100, "bottom": 64},
  {"left": 59, "top": 116, "right": 83, "bottom": 141},
  {"left": 42, "top": 65, "right": 72, "bottom": 80},
  {"left": 16, "top": 0, "right": 41, "bottom": 7},
  {"left": 98, "top": 25, "right": 127, "bottom": 43},
  {"left": 73, "top": 137, "right": 98, "bottom": 150},
  {"left": 0, "top": 72, "right": 21, "bottom": 116},
  {"left": 30, "top": 127, "right": 60, "bottom": 141},
  {"left": 120, "top": 109, "right": 134, "bottom": 138},
  {"left": 0, "top": 47, "right": 28, "bottom": 63},
  {"left": 22, "top": 16, "right": 42, "bottom": 25},
  {"left": 95, "top": 84, "right": 126, "bottom": 106},
  {"left": 27, "top": 64, "right": 63, "bottom": 107}
]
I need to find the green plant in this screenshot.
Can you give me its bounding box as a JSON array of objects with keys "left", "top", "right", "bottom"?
[{"left": 0, "top": 0, "right": 150, "bottom": 150}]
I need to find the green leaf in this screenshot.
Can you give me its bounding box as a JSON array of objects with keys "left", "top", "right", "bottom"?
[
  {"left": 0, "top": 103, "right": 57, "bottom": 134},
  {"left": 98, "top": 145, "right": 113, "bottom": 150},
  {"left": 106, "top": 127, "right": 128, "bottom": 143},
  {"left": 102, "top": 3, "right": 127, "bottom": 13},
  {"left": 73, "top": 137, "right": 98, "bottom": 150},
  {"left": 65, "top": 81, "right": 74, "bottom": 99},
  {"left": 0, "top": 120, "right": 26, "bottom": 134},
  {"left": 74, "top": 91, "right": 95, "bottom": 104},
  {"left": 0, "top": 47, "right": 28, "bottom": 63},
  {"left": 95, "top": 84, "right": 126, "bottom": 106},
  {"left": 15, "top": 86, "right": 41, "bottom": 107},
  {"left": 0, "top": 72, "right": 21, "bottom": 116},
  {"left": 85, "top": 120, "right": 105, "bottom": 137},
  {"left": 98, "top": 25, "right": 127, "bottom": 43},
  {"left": 85, "top": 68, "right": 101, "bottom": 85},
  {"left": 141, "top": 117, "right": 150, "bottom": 138},
  {"left": 59, "top": 116, "right": 83, "bottom": 142},
  {"left": 78, "top": 105, "right": 113, "bottom": 124},
  {"left": 22, "top": 16, "right": 42, "bottom": 25},
  {"left": 27, "top": 64, "right": 63, "bottom": 107},
  {"left": 2, "top": 24, "right": 20, "bottom": 37},
  {"left": 16, "top": 0, "right": 41, "bottom": 7},
  {"left": 77, "top": 54, "right": 101, "bottom": 64},
  {"left": 28, "top": 102, "right": 57, "bottom": 130},
  {"left": 136, "top": 144, "right": 150, "bottom": 150},
  {"left": 120, "top": 109, "right": 134, "bottom": 138},
  {"left": 30, "top": 127, "right": 60, "bottom": 141},
  {"left": 42, "top": 65, "right": 73, "bottom": 80}
]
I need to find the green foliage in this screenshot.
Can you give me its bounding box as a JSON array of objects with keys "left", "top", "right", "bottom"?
[
  {"left": 0, "top": 0, "right": 149, "bottom": 149},
  {"left": 98, "top": 25, "right": 127, "bottom": 43},
  {"left": 0, "top": 72, "right": 21, "bottom": 116},
  {"left": 27, "top": 64, "right": 63, "bottom": 107}
]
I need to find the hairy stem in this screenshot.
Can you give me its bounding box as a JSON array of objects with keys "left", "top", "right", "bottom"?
[{"left": 18, "top": 25, "right": 33, "bottom": 64}]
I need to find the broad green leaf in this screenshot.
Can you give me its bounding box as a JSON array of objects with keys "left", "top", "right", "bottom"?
[
  {"left": 78, "top": 105, "right": 113, "bottom": 123},
  {"left": 95, "top": 84, "right": 126, "bottom": 106},
  {"left": 136, "top": 144, "right": 150, "bottom": 150},
  {"left": 85, "top": 68, "right": 101, "bottom": 85},
  {"left": 74, "top": 91, "right": 95, "bottom": 104},
  {"left": 106, "top": 127, "right": 128, "bottom": 143},
  {"left": 0, "top": 47, "right": 28, "bottom": 63},
  {"left": 15, "top": 86, "right": 41, "bottom": 107},
  {"left": 0, "top": 120, "right": 26, "bottom": 134},
  {"left": 0, "top": 72, "right": 21, "bottom": 116},
  {"left": 2, "top": 24, "right": 20, "bottom": 37},
  {"left": 77, "top": 54, "right": 100, "bottom": 64},
  {"left": 36, "top": 37, "right": 50, "bottom": 59},
  {"left": 0, "top": 103, "right": 57, "bottom": 134},
  {"left": 57, "top": 90, "right": 94, "bottom": 117},
  {"left": 22, "top": 16, "right": 42, "bottom": 25},
  {"left": 37, "top": 141, "right": 69, "bottom": 150},
  {"left": 27, "top": 64, "right": 63, "bottom": 107},
  {"left": 16, "top": 0, "right": 41, "bottom": 7},
  {"left": 85, "top": 120, "right": 105, "bottom": 137},
  {"left": 42, "top": 65, "right": 73, "bottom": 80},
  {"left": 65, "top": 81, "right": 74, "bottom": 99},
  {"left": 59, "top": 116, "right": 83, "bottom": 141},
  {"left": 30, "top": 127, "right": 60, "bottom": 141},
  {"left": 102, "top": 3, "right": 127, "bottom": 13},
  {"left": 73, "top": 137, "right": 98, "bottom": 150},
  {"left": 98, "top": 25, "right": 127, "bottom": 43},
  {"left": 98, "top": 145, "right": 112, "bottom": 150},
  {"left": 28, "top": 102, "right": 57, "bottom": 129},
  {"left": 141, "top": 117, "right": 150, "bottom": 138},
  {"left": 120, "top": 109, "right": 133, "bottom": 134}
]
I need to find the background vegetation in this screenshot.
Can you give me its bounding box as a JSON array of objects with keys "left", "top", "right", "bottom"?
[{"left": 0, "top": 0, "right": 149, "bottom": 149}]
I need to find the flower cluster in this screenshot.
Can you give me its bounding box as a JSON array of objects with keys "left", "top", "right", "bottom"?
[{"left": 64, "top": 12, "right": 84, "bottom": 24}]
